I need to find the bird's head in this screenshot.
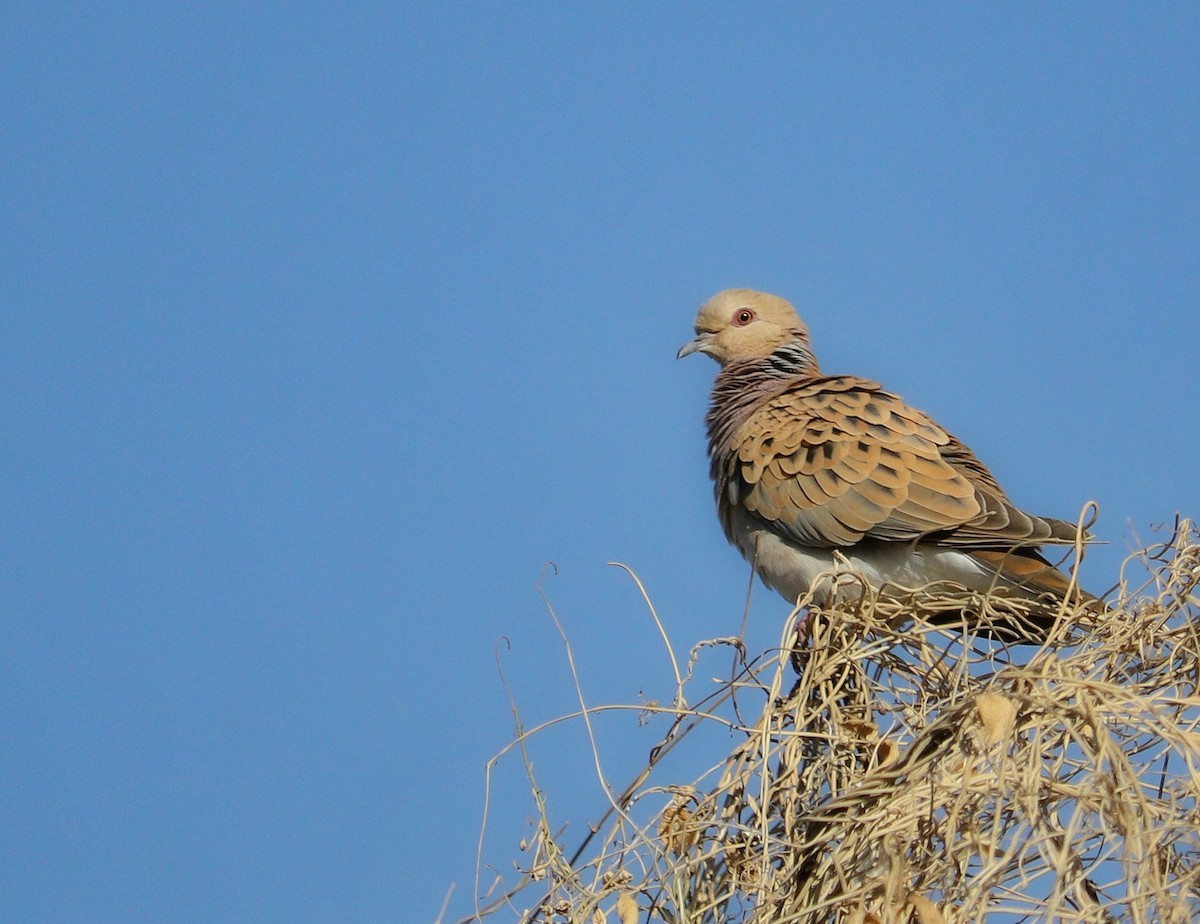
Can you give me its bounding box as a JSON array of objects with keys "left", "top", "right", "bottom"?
[{"left": 677, "top": 289, "right": 814, "bottom": 367}]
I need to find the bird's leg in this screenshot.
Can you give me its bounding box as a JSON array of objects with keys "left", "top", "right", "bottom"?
[
  {"left": 793, "top": 608, "right": 811, "bottom": 644},
  {"left": 789, "top": 607, "right": 812, "bottom": 675}
]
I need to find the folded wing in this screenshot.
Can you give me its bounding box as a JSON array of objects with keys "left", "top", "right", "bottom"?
[{"left": 719, "top": 376, "right": 1079, "bottom": 551}]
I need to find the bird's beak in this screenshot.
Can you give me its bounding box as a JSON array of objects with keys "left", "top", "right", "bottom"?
[{"left": 677, "top": 332, "right": 713, "bottom": 360}]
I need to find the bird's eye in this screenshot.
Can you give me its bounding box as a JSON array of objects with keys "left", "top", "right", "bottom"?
[{"left": 733, "top": 308, "right": 755, "bottom": 327}]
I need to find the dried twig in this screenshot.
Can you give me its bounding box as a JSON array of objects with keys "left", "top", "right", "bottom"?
[{"left": 463, "top": 520, "right": 1200, "bottom": 924}]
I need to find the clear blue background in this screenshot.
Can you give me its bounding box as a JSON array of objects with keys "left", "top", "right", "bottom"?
[{"left": 3, "top": 4, "right": 1198, "bottom": 922}]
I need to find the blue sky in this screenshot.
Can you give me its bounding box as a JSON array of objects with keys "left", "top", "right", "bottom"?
[{"left": 3, "top": 4, "right": 1198, "bottom": 922}]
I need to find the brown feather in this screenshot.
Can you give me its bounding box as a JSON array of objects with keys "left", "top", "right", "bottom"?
[{"left": 685, "top": 288, "right": 1094, "bottom": 642}]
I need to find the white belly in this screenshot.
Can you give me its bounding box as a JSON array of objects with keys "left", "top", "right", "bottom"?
[{"left": 738, "top": 523, "right": 997, "bottom": 607}]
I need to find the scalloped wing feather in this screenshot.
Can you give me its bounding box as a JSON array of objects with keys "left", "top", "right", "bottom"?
[{"left": 718, "top": 376, "right": 1077, "bottom": 550}]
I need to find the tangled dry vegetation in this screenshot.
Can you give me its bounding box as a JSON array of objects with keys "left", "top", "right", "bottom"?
[{"left": 460, "top": 520, "right": 1200, "bottom": 924}]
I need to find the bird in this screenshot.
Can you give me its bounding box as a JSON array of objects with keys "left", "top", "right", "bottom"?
[{"left": 678, "top": 288, "right": 1095, "bottom": 642}]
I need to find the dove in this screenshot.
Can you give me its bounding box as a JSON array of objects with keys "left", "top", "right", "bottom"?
[{"left": 678, "top": 288, "right": 1093, "bottom": 641}]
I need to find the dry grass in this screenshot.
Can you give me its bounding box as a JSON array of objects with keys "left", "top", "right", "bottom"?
[{"left": 459, "top": 520, "right": 1200, "bottom": 924}]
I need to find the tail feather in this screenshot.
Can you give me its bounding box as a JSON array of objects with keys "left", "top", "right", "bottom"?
[
  {"left": 921, "top": 548, "right": 1099, "bottom": 644},
  {"left": 970, "top": 548, "right": 1094, "bottom": 604}
]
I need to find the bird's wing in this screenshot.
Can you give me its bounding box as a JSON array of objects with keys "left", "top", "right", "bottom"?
[{"left": 720, "top": 376, "right": 1078, "bottom": 549}]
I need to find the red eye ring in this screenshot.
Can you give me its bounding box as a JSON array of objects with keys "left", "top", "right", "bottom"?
[{"left": 733, "top": 308, "right": 755, "bottom": 327}]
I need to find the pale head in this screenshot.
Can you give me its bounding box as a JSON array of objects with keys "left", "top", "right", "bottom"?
[{"left": 677, "top": 289, "right": 813, "bottom": 366}]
